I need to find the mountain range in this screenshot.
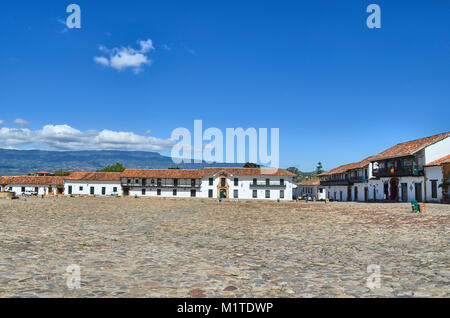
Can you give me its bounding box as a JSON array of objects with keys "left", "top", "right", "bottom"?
[{"left": 0, "top": 149, "right": 243, "bottom": 176}]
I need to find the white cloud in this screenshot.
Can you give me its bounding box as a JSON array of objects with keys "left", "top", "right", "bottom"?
[
  {"left": 13, "top": 118, "right": 30, "bottom": 127},
  {"left": 93, "top": 56, "right": 109, "bottom": 66},
  {"left": 94, "top": 39, "right": 155, "bottom": 74},
  {"left": 0, "top": 124, "right": 174, "bottom": 151},
  {"left": 0, "top": 120, "right": 4, "bottom": 125}
]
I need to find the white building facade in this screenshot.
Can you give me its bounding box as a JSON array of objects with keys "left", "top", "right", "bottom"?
[
  {"left": 0, "top": 176, "right": 65, "bottom": 196},
  {"left": 294, "top": 178, "right": 326, "bottom": 200},
  {"left": 120, "top": 168, "right": 295, "bottom": 200},
  {"left": 321, "top": 132, "right": 450, "bottom": 203},
  {"left": 64, "top": 172, "right": 122, "bottom": 196}
]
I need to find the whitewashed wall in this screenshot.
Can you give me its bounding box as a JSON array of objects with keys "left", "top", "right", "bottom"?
[
  {"left": 326, "top": 185, "right": 349, "bottom": 201},
  {"left": 424, "top": 136, "right": 450, "bottom": 164},
  {"left": 5, "top": 185, "right": 58, "bottom": 196},
  {"left": 124, "top": 175, "right": 293, "bottom": 201},
  {"left": 424, "top": 166, "right": 443, "bottom": 202},
  {"left": 64, "top": 181, "right": 121, "bottom": 196}
]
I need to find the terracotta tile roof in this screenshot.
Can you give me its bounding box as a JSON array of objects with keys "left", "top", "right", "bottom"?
[
  {"left": 120, "top": 168, "right": 296, "bottom": 178},
  {"left": 0, "top": 176, "right": 64, "bottom": 186},
  {"left": 64, "top": 172, "right": 121, "bottom": 181},
  {"left": 319, "top": 162, "right": 356, "bottom": 176},
  {"left": 319, "top": 156, "right": 373, "bottom": 176},
  {"left": 201, "top": 167, "right": 296, "bottom": 177},
  {"left": 370, "top": 132, "right": 450, "bottom": 161},
  {"left": 424, "top": 155, "right": 450, "bottom": 167},
  {"left": 299, "top": 178, "right": 321, "bottom": 186},
  {"left": 121, "top": 169, "right": 203, "bottom": 179}
]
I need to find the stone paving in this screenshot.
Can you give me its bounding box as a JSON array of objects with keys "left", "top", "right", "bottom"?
[{"left": 0, "top": 197, "right": 449, "bottom": 298}]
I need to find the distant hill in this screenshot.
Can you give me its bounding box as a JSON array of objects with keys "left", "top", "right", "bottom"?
[{"left": 0, "top": 149, "right": 242, "bottom": 176}]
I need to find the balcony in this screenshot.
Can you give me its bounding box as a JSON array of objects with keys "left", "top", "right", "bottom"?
[
  {"left": 250, "top": 182, "right": 286, "bottom": 189},
  {"left": 372, "top": 167, "right": 423, "bottom": 178},
  {"left": 122, "top": 182, "right": 200, "bottom": 188},
  {"left": 348, "top": 176, "right": 368, "bottom": 183},
  {"left": 320, "top": 179, "right": 352, "bottom": 186}
]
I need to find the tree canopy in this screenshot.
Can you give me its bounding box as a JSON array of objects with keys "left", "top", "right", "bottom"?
[
  {"left": 97, "top": 162, "right": 126, "bottom": 172},
  {"left": 315, "top": 162, "right": 324, "bottom": 175},
  {"left": 243, "top": 162, "right": 261, "bottom": 168}
]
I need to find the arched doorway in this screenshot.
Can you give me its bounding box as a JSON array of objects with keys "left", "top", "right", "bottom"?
[
  {"left": 389, "top": 178, "right": 399, "bottom": 201},
  {"left": 217, "top": 173, "right": 229, "bottom": 199}
]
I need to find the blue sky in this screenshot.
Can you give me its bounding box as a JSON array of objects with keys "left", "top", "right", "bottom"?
[{"left": 0, "top": 0, "right": 449, "bottom": 171}]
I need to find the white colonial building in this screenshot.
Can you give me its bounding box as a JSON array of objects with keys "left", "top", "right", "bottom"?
[
  {"left": 423, "top": 155, "right": 450, "bottom": 203},
  {"left": 120, "top": 167, "right": 295, "bottom": 200},
  {"left": 320, "top": 132, "right": 450, "bottom": 203},
  {"left": 64, "top": 172, "right": 122, "bottom": 196},
  {"left": 294, "top": 178, "right": 326, "bottom": 200},
  {"left": 0, "top": 176, "right": 65, "bottom": 196}
]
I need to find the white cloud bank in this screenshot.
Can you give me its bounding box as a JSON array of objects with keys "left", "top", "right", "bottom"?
[
  {"left": 94, "top": 39, "right": 155, "bottom": 74},
  {"left": 0, "top": 124, "right": 174, "bottom": 151}
]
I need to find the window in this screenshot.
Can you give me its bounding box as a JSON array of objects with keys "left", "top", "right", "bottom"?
[
  {"left": 135, "top": 179, "right": 139, "bottom": 184},
  {"left": 191, "top": 179, "right": 196, "bottom": 187},
  {"left": 79, "top": 186, "right": 83, "bottom": 191},
  {"left": 90, "top": 187, "right": 94, "bottom": 195},
  {"left": 142, "top": 189, "right": 146, "bottom": 195},
  {"left": 102, "top": 187, "right": 106, "bottom": 195},
  {"left": 191, "top": 189, "right": 196, "bottom": 197},
  {"left": 280, "top": 190, "right": 284, "bottom": 199},
  {"left": 266, "top": 179, "right": 270, "bottom": 186},
  {"left": 234, "top": 178, "right": 238, "bottom": 186},
  {"left": 221, "top": 178, "right": 226, "bottom": 187},
  {"left": 113, "top": 187, "right": 117, "bottom": 192},
  {"left": 252, "top": 190, "right": 257, "bottom": 198},
  {"left": 265, "top": 190, "right": 270, "bottom": 198},
  {"left": 280, "top": 179, "right": 284, "bottom": 186},
  {"left": 127, "top": 179, "right": 131, "bottom": 184},
  {"left": 174, "top": 178, "right": 178, "bottom": 187},
  {"left": 142, "top": 179, "right": 146, "bottom": 186},
  {"left": 234, "top": 189, "right": 238, "bottom": 198},
  {"left": 208, "top": 189, "right": 213, "bottom": 198},
  {"left": 157, "top": 178, "right": 162, "bottom": 186},
  {"left": 209, "top": 178, "right": 213, "bottom": 186},
  {"left": 431, "top": 180, "right": 438, "bottom": 199},
  {"left": 253, "top": 178, "right": 257, "bottom": 185},
  {"left": 157, "top": 189, "right": 161, "bottom": 196},
  {"left": 21, "top": 187, "right": 25, "bottom": 192},
  {"left": 173, "top": 189, "right": 177, "bottom": 196}
]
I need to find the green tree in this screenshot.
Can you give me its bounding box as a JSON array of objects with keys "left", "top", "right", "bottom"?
[
  {"left": 315, "top": 162, "right": 324, "bottom": 175},
  {"left": 243, "top": 162, "right": 261, "bottom": 168},
  {"left": 97, "top": 162, "right": 126, "bottom": 172},
  {"left": 286, "top": 167, "right": 299, "bottom": 176}
]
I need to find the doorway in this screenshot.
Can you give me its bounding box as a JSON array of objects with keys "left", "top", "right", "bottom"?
[
  {"left": 347, "top": 186, "right": 352, "bottom": 202},
  {"left": 220, "top": 189, "right": 227, "bottom": 199},
  {"left": 389, "top": 178, "right": 399, "bottom": 201},
  {"left": 415, "top": 183, "right": 422, "bottom": 202},
  {"left": 401, "top": 183, "right": 408, "bottom": 202},
  {"left": 354, "top": 187, "right": 358, "bottom": 202},
  {"left": 364, "top": 187, "right": 368, "bottom": 202}
]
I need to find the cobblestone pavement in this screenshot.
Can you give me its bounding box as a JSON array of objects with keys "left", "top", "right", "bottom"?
[{"left": 0, "top": 197, "right": 449, "bottom": 298}]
